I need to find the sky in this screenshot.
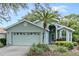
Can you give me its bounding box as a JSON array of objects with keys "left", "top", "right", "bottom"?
[{"left": 1, "top": 3, "right": 79, "bottom": 28}]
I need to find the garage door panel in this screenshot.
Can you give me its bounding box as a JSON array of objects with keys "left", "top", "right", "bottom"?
[{"left": 12, "top": 32, "right": 41, "bottom": 45}]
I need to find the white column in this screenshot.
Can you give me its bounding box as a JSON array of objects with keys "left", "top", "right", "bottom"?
[
  {"left": 69, "top": 32, "right": 72, "bottom": 42},
  {"left": 56, "top": 26, "right": 58, "bottom": 39},
  {"left": 44, "top": 31, "right": 49, "bottom": 44},
  {"left": 59, "top": 30, "right": 62, "bottom": 38},
  {"left": 71, "top": 32, "right": 72, "bottom": 42},
  {"left": 40, "top": 32, "right": 43, "bottom": 44},
  {"left": 66, "top": 30, "right": 69, "bottom": 41}
]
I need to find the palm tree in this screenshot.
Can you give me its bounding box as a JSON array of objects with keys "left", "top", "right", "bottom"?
[{"left": 24, "top": 8, "right": 59, "bottom": 43}]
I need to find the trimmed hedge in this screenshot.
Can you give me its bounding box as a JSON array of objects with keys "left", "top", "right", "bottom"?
[{"left": 55, "top": 41, "right": 74, "bottom": 49}]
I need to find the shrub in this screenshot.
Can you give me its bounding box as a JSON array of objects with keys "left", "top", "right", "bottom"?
[
  {"left": 27, "top": 45, "right": 44, "bottom": 56},
  {"left": 55, "top": 41, "right": 74, "bottom": 49},
  {"left": 72, "top": 34, "right": 79, "bottom": 43},
  {"left": 73, "top": 42, "right": 78, "bottom": 46},
  {"left": 36, "top": 43, "right": 50, "bottom": 51},
  {"left": 56, "top": 38, "right": 66, "bottom": 41},
  {"left": 0, "top": 38, "right": 6, "bottom": 45},
  {"left": 53, "top": 46, "right": 68, "bottom": 53},
  {"left": 27, "top": 43, "right": 50, "bottom": 56},
  {"left": 49, "top": 45, "right": 68, "bottom": 53}
]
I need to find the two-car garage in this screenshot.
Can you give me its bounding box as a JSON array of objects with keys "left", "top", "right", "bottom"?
[
  {"left": 11, "top": 32, "right": 41, "bottom": 45},
  {"left": 6, "top": 20, "right": 49, "bottom": 45}
]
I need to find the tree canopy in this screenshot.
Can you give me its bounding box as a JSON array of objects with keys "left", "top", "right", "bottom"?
[
  {"left": 64, "top": 14, "right": 79, "bottom": 21},
  {"left": 0, "top": 3, "right": 49, "bottom": 23},
  {"left": 24, "top": 9, "right": 60, "bottom": 23},
  {"left": 59, "top": 14, "right": 79, "bottom": 42},
  {"left": 0, "top": 3, "right": 27, "bottom": 22}
]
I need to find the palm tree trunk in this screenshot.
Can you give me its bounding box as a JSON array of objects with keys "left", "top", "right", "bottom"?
[
  {"left": 42, "top": 20, "right": 47, "bottom": 43},
  {"left": 43, "top": 28, "right": 45, "bottom": 43}
]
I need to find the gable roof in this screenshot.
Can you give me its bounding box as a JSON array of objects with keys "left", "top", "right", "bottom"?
[
  {"left": 33, "top": 20, "right": 41, "bottom": 24},
  {"left": 51, "top": 23, "right": 75, "bottom": 32},
  {"left": 33, "top": 20, "right": 75, "bottom": 32},
  {"left": 6, "top": 19, "right": 49, "bottom": 31},
  {"left": 58, "top": 27, "right": 75, "bottom": 32}
]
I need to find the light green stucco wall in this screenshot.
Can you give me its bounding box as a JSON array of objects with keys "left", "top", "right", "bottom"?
[{"left": 6, "top": 21, "right": 49, "bottom": 45}]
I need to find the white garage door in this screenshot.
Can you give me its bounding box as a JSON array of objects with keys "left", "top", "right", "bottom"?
[{"left": 12, "top": 32, "right": 41, "bottom": 45}]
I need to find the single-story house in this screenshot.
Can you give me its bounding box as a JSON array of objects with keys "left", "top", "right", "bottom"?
[
  {"left": 0, "top": 28, "right": 6, "bottom": 39},
  {"left": 6, "top": 19, "right": 75, "bottom": 45}
]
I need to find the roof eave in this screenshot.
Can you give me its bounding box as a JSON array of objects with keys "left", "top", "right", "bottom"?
[{"left": 5, "top": 19, "right": 49, "bottom": 31}]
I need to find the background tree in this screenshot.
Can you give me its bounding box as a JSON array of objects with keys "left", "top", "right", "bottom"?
[
  {"left": 0, "top": 3, "right": 49, "bottom": 23},
  {"left": 59, "top": 14, "right": 79, "bottom": 42},
  {"left": 64, "top": 13, "right": 79, "bottom": 21},
  {"left": 0, "top": 3, "right": 28, "bottom": 23}
]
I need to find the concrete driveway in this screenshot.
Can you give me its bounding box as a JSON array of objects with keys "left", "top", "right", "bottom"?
[{"left": 0, "top": 46, "right": 31, "bottom": 56}]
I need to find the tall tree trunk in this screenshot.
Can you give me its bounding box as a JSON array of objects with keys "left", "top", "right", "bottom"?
[{"left": 42, "top": 20, "right": 47, "bottom": 43}]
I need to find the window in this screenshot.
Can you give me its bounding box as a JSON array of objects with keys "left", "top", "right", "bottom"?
[
  {"left": 17, "top": 33, "right": 19, "bottom": 35},
  {"left": 13, "top": 32, "right": 16, "bottom": 35},
  {"left": 13, "top": 32, "right": 40, "bottom": 35},
  {"left": 27, "top": 32, "right": 30, "bottom": 35},
  {"left": 23, "top": 33, "right": 25, "bottom": 35},
  {"left": 20, "top": 33, "right": 22, "bottom": 35},
  {"left": 34, "top": 32, "right": 36, "bottom": 35},
  {"left": 30, "top": 32, "right": 33, "bottom": 35},
  {"left": 37, "top": 33, "right": 40, "bottom": 35}
]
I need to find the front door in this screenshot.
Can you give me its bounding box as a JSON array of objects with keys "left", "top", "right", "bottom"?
[{"left": 49, "top": 25, "right": 56, "bottom": 44}]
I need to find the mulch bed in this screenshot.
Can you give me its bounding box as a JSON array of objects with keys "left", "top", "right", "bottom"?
[{"left": 41, "top": 51, "right": 63, "bottom": 56}]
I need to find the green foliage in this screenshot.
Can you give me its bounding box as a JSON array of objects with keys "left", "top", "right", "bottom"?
[
  {"left": 0, "top": 42, "right": 3, "bottom": 48},
  {"left": 56, "top": 38, "right": 66, "bottom": 41},
  {"left": 27, "top": 45, "right": 44, "bottom": 56},
  {"left": 73, "top": 42, "right": 78, "bottom": 46},
  {"left": 60, "top": 14, "right": 79, "bottom": 43},
  {"left": 0, "top": 38, "right": 6, "bottom": 45},
  {"left": 36, "top": 43, "right": 50, "bottom": 51},
  {"left": 53, "top": 46, "right": 68, "bottom": 53},
  {"left": 27, "top": 43, "right": 50, "bottom": 56},
  {"left": 72, "top": 34, "right": 79, "bottom": 43},
  {"left": 0, "top": 3, "right": 27, "bottom": 22},
  {"left": 49, "top": 45, "right": 68, "bottom": 53},
  {"left": 55, "top": 41, "right": 74, "bottom": 49},
  {"left": 64, "top": 14, "right": 79, "bottom": 21},
  {"left": 24, "top": 8, "right": 59, "bottom": 23}
]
